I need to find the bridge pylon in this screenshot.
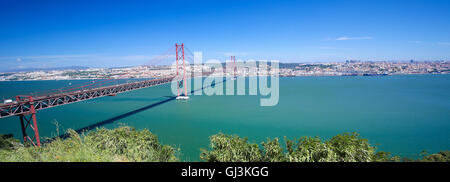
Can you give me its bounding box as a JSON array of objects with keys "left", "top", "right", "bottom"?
[
  {"left": 232, "top": 56, "right": 237, "bottom": 79},
  {"left": 15, "top": 95, "right": 41, "bottom": 147},
  {"left": 175, "top": 43, "right": 189, "bottom": 100}
]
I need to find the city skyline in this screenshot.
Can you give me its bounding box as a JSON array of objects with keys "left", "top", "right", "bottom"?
[{"left": 1, "top": 0, "right": 450, "bottom": 72}]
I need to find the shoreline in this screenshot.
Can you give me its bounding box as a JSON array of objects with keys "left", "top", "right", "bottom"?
[{"left": 0, "top": 73, "right": 449, "bottom": 82}]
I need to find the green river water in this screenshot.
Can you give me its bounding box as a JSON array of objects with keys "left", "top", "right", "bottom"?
[{"left": 0, "top": 75, "right": 449, "bottom": 161}]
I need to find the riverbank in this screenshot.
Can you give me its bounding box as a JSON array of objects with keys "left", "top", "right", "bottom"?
[{"left": 1, "top": 73, "right": 450, "bottom": 82}]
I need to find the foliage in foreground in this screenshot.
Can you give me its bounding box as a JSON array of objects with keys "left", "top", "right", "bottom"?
[
  {"left": 201, "top": 132, "right": 401, "bottom": 162},
  {"left": 0, "top": 126, "right": 178, "bottom": 162},
  {"left": 0, "top": 127, "right": 448, "bottom": 162},
  {"left": 401, "top": 151, "right": 450, "bottom": 162},
  {"left": 418, "top": 151, "right": 450, "bottom": 162},
  {"left": 0, "top": 134, "right": 20, "bottom": 150}
]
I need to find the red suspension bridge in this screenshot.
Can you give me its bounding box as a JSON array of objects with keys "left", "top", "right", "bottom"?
[{"left": 0, "top": 43, "right": 227, "bottom": 147}]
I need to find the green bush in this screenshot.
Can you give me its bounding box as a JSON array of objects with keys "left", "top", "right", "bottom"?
[
  {"left": 285, "top": 136, "right": 336, "bottom": 162},
  {"left": 0, "top": 134, "right": 20, "bottom": 150},
  {"left": 84, "top": 126, "right": 178, "bottom": 162},
  {"left": 416, "top": 151, "right": 450, "bottom": 162},
  {"left": 201, "top": 132, "right": 400, "bottom": 162},
  {"left": 200, "top": 133, "right": 262, "bottom": 162},
  {"left": 262, "top": 138, "right": 285, "bottom": 162},
  {"left": 0, "top": 126, "right": 178, "bottom": 162},
  {"left": 1, "top": 127, "right": 447, "bottom": 162},
  {"left": 326, "top": 132, "right": 374, "bottom": 162}
]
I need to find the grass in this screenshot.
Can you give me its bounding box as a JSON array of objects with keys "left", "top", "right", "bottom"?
[{"left": 0, "top": 126, "right": 178, "bottom": 162}]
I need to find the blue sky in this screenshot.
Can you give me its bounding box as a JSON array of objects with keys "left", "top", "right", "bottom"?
[{"left": 1, "top": 0, "right": 449, "bottom": 71}]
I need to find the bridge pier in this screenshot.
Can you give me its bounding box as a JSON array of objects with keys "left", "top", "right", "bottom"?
[{"left": 16, "top": 96, "right": 41, "bottom": 147}]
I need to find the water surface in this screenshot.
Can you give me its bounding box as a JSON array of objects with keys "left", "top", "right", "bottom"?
[{"left": 0, "top": 75, "right": 449, "bottom": 161}]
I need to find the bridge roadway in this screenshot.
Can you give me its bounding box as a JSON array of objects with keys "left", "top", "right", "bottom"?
[{"left": 0, "top": 76, "right": 176, "bottom": 119}]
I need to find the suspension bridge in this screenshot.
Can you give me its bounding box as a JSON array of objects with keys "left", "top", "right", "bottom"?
[{"left": 0, "top": 43, "right": 235, "bottom": 147}]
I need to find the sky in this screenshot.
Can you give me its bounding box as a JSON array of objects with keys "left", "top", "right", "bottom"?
[{"left": 0, "top": 0, "right": 450, "bottom": 71}]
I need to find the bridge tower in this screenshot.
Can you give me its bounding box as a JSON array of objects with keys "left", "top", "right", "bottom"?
[
  {"left": 175, "top": 43, "right": 189, "bottom": 100},
  {"left": 232, "top": 56, "right": 236, "bottom": 78},
  {"left": 15, "top": 95, "right": 41, "bottom": 147},
  {"left": 230, "top": 56, "right": 237, "bottom": 80}
]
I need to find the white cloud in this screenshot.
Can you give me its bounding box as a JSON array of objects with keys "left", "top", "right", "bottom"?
[
  {"left": 0, "top": 54, "right": 167, "bottom": 62},
  {"left": 0, "top": 54, "right": 98, "bottom": 61},
  {"left": 0, "top": 53, "right": 177, "bottom": 70},
  {"left": 223, "top": 52, "right": 250, "bottom": 57},
  {"left": 408, "top": 41, "right": 422, "bottom": 43},
  {"left": 318, "top": 46, "right": 338, "bottom": 50},
  {"left": 438, "top": 42, "right": 450, "bottom": 46},
  {"left": 335, "top": 36, "right": 373, "bottom": 41}
]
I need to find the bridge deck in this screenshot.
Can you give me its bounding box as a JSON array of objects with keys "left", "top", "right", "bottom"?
[{"left": 0, "top": 77, "right": 175, "bottom": 118}]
